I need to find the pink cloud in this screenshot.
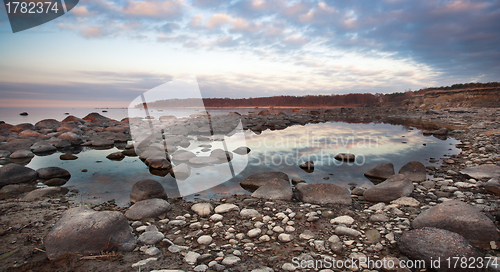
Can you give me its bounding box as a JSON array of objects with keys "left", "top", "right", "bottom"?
[
  {"left": 121, "top": 0, "right": 184, "bottom": 19},
  {"left": 206, "top": 14, "right": 231, "bottom": 29}
]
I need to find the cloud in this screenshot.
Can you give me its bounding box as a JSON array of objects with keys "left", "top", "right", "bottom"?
[
  {"left": 81, "top": 27, "right": 108, "bottom": 38},
  {"left": 72, "top": 6, "right": 94, "bottom": 16},
  {"left": 206, "top": 14, "right": 231, "bottom": 29},
  {"left": 284, "top": 34, "right": 309, "bottom": 46},
  {"left": 120, "top": 0, "right": 184, "bottom": 19},
  {"left": 189, "top": 14, "right": 204, "bottom": 28},
  {"left": 230, "top": 18, "right": 262, "bottom": 33}
]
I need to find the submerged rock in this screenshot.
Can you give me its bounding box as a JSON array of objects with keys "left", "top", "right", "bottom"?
[
  {"left": 36, "top": 167, "right": 71, "bottom": 180},
  {"left": 363, "top": 174, "right": 414, "bottom": 202},
  {"left": 334, "top": 153, "right": 355, "bottom": 162},
  {"left": 44, "top": 206, "right": 136, "bottom": 260}
]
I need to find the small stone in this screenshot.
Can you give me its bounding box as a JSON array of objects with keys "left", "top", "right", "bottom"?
[
  {"left": 278, "top": 233, "right": 292, "bottom": 242},
  {"left": 335, "top": 226, "right": 361, "bottom": 237},
  {"left": 145, "top": 247, "right": 161, "bottom": 256},
  {"left": 197, "top": 235, "right": 213, "bottom": 245},
  {"left": 214, "top": 204, "right": 239, "bottom": 213},
  {"left": 331, "top": 215, "right": 354, "bottom": 225},
  {"left": 185, "top": 251, "right": 201, "bottom": 264},
  {"left": 247, "top": 228, "right": 262, "bottom": 238}
]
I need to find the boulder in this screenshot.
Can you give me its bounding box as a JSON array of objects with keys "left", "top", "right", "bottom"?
[
  {"left": 61, "top": 115, "right": 85, "bottom": 124},
  {"left": 398, "top": 161, "right": 426, "bottom": 182},
  {"left": 35, "top": 119, "right": 61, "bottom": 131},
  {"left": 296, "top": 183, "right": 352, "bottom": 205},
  {"left": 58, "top": 132, "right": 83, "bottom": 145},
  {"left": 411, "top": 200, "right": 498, "bottom": 243},
  {"left": 125, "top": 198, "right": 171, "bottom": 220},
  {"left": 130, "top": 179, "right": 168, "bottom": 204},
  {"left": 44, "top": 206, "right": 136, "bottom": 260},
  {"left": 17, "top": 130, "right": 42, "bottom": 138},
  {"left": 240, "top": 172, "right": 289, "bottom": 192},
  {"left": 364, "top": 163, "right": 395, "bottom": 180},
  {"left": 334, "top": 153, "right": 355, "bottom": 162},
  {"left": 83, "top": 112, "right": 111, "bottom": 124},
  {"left": 10, "top": 123, "right": 34, "bottom": 133},
  {"left": 43, "top": 178, "right": 68, "bottom": 186},
  {"left": 37, "top": 167, "right": 71, "bottom": 180},
  {"left": 22, "top": 187, "right": 69, "bottom": 201},
  {"left": 171, "top": 163, "right": 191, "bottom": 180},
  {"left": 398, "top": 228, "right": 480, "bottom": 272},
  {"left": 0, "top": 139, "right": 33, "bottom": 152},
  {"left": 485, "top": 178, "right": 500, "bottom": 196},
  {"left": 0, "top": 163, "right": 38, "bottom": 187},
  {"left": 60, "top": 154, "right": 78, "bottom": 160},
  {"left": 363, "top": 174, "right": 414, "bottom": 202},
  {"left": 146, "top": 157, "right": 172, "bottom": 170},
  {"left": 251, "top": 178, "right": 293, "bottom": 201},
  {"left": 32, "top": 144, "right": 57, "bottom": 153},
  {"left": 460, "top": 164, "right": 500, "bottom": 179},
  {"left": 191, "top": 203, "right": 213, "bottom": 217},
  {"left": 233, "top": 146, "right": 251, "bottom": 155},
  {"left": 9, "top": 149, "right": 34, "bottom": 159},
  {"left": 432, "top": 127, "right": 448, "bottom": 135},
  {"left": 106, "top": 152, "right": 125, "bottom": 161},
  {"left": 299, "top": 161, "right": 314, "bottom": 172}
]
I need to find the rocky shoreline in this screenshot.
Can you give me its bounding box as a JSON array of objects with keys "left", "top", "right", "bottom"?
[{"left": 1, "top": 106, "right": 500, "bottom": 272}]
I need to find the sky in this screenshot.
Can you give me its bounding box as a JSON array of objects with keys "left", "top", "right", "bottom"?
[{"left": 0, "top": 0, "right": 499, "bottom": 108}]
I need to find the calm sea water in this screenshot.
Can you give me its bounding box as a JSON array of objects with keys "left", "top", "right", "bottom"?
[
  {"left": 2, "top": 118, "right": 460, "bottom": 206},
  {"left": 0, "top": 107, "right": 254, "bottom": 125}
]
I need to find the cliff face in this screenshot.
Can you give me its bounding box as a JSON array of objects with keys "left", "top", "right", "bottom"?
[{"left": 408, "top": 88, "right": 500, "bottom": 109}]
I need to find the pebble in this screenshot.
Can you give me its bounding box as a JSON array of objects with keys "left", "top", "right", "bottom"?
[{"left": 247, "top": 228, "right": 262, "bottom": 238}]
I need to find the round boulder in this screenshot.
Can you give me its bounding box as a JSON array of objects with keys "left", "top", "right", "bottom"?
[
  {"left": 364, "top": 163, "right": 395, "bottom": 180},
  {"left": 296, "top": 183, "right": 352, "bottom": 205},
  {"left": 36, "top": 167, "right": 71, "bottom": 180},
  {"left": 251, "top": 178, "right": 293, "bottom": 201},
  {"left": 58, "top": 132, "right": 83, "bottom": 145},
  {"left": 411, "top": 200, "right": 498, "bottom": 243},
  {"left": 0, "top": 163, "right": 38, "bottom": 187},
  {"left": 398, "top": 161, "right": 426, "bottom": 182},
  {"left": 130, "top": 179, "right": 168, "bottom": 204},
  {"left": 398, "top": 227, "right": 480, "bottom": 272},
  {"left": 10, "top": 123, "right": 34, "bottom": 133},
  {"left": 44, "top": 206, "right": 136, "bottom": 260},
  {"left": 363, "top": 174, "right": 414, "bottom": 202},
  {"left": 35, "top": 119, "right": 61, "bottom": 131},
  {"left": 125, "top": 198, "right": 171, "bottom": 220}
]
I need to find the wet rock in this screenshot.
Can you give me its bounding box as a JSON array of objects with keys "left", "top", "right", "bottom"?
[
  {"left": 172, "top": 163, "right": 191, "bottom": 180},
  {"left": 35, "top": 119, "right": 61, "bottom": 131},
  {"left": 125, "top": 198, "right": 171, "bottom": 220},
  {"left": 296, "top": 183, "right": 352, "bottom": 205},
  {"left": 251, "top": 178, "right": 293, "bottom": 201},
  {"left": 191, "top": 203, "right": 213, "bottom": 217},
  {"left": 9, "top": 149, "right": 34, "bottom": 159},
  {"left": 0, "top": 139, "right": 33, "bottom": 152},
  {"left": 0, "top": 163, "right": 38, "bottom": 187},
  {"left": 147, "top": 157, "right": 172, "bottom": 170},
  {"left": 44, "top": 206, "right": 136, "bottom": 260},
  {"left": 83, "top": 112, "right": 111, "bottom": 124},
  {"left": 240, "top": 171, "right": 289, "bottom": 192},
  {"left": 62, "top": 115, "right": 85, "bottom": 124},
  {"left": 10, "top": 123, "right": 34, "bottom": 133},
  {"left": 398, "top": 227, "right": 480, "bottom": 272},
  {"left": 334, "top": 153, "right": 355, "bottom": 162},
  {"left": 299, "top": 161, "right": 314, "bottom": 171},
  {"left": 92, "top": 139, "right": 115, "bottom": 147},
  {"left": 364, "top": 163, "right": 395, "bottom": 180},
  {"left": 58, "top": 132, "right": 83, "bottom": 145},
  {"left": 60, "top": 153, "right": 78, "bottom": 160},
  {"left": 22, "top": 186, "right": 69, "bottom": 201},
  {"left": 398, "top": 161, "right": 426, "bottom": 182},
  {"left": 233, "top": 146, "right": 251, "bottom": 155},
  {"left": 460, "top": 164, "right": 500, "bottom": 179},
  {"left": 32, "top": 144, "right": 56, "bottom": 153},
  {"left": 130, "top": 179, "right": 168, "bottom": 204},
  {"left": 43, "top": 178, "right": 68, "bottom": 186},
  {"left": 363, "top": 174, "right": 414, "bottom": 202},
  {"left": 37, "top": 167, "right": 71, "bottom": 180},
  {"left": 432, "top": 127, "right": 448, "bottom": 135},
  {"left": 106, "top": 152, "right": 125, "bottom": 161},
  {"left": 411, "top": 200, "right": 498, "bottom": 243},
  {"left": 291, "top": 177, "right": 306, "bottom": 186}
]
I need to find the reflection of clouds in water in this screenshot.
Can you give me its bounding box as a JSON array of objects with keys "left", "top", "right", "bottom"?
[{"left": 18, "top": 121, "right": 460, "bottom": 206}]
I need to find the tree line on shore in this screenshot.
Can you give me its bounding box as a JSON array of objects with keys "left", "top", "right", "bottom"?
[{"left": 140, "top": 82, "right": 499, "bottom": 108}]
